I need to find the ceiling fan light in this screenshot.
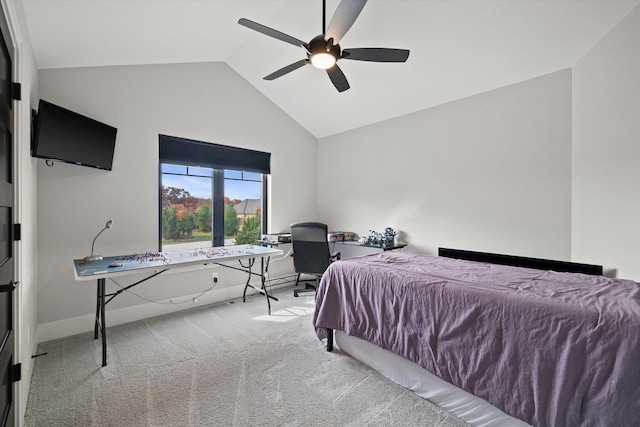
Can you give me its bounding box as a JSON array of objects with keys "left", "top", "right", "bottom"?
[{"left": 311, "top": 53, "right": 336, "bottom": 69}]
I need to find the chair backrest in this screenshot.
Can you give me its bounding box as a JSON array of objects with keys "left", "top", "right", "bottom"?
[{"left": 290, "top": 222, "right": 331, "bottom": 275}]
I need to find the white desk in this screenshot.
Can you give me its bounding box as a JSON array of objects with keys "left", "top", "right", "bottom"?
[{"left": 74, "top": 244, "right": 283, "bottom": 366}]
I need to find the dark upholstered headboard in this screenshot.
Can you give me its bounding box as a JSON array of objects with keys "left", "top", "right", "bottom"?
[{"left": 438, "top": 248, "right": 603, "bottom": 276}]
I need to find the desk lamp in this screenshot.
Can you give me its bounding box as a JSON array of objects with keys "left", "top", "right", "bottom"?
[{"left": 84, "top": 220, "right": 113, "bottom": 262}]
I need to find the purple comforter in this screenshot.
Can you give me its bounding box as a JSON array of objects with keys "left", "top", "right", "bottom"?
[{"left": 313, "top": 252, "right": 640, "bottom": 427}]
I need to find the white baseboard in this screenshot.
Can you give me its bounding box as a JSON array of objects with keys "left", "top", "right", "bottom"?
[{"left": 34, "top": 277, "right": 295, "bottom": 345}]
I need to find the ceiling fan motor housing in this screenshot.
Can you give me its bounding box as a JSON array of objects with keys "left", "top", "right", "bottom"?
[{"left": 309, "top": 35, "right": 341, "bottom": 61}]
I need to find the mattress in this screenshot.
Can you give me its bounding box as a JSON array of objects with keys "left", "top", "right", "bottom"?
[{"left": 335, "top": 330, "right": 530, "bottom": 427}]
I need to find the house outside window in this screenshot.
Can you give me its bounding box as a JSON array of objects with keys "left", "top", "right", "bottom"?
[{"left": 232, "top": 198, "right": 261, "bottom": 228}]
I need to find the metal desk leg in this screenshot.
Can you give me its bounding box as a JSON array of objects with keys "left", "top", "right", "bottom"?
[
  {"left": 96, "top": 278, "right": 107, "bottom": 367},
  {"left": 242, "top": 259, "right": 253, "bottom": 303},
  {"left": 94, "top": 280, "right": 100, "bottom": 339},
  {"left": 261, "top": 256, "right": 271, "bottom": 315},
  {"left": 237, "top": 256, "right": 277, "bottom": 315}
]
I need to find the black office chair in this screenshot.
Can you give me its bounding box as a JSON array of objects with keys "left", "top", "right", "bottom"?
[{"left": 290, "top": 222, "right": 340, "bottom": 297}]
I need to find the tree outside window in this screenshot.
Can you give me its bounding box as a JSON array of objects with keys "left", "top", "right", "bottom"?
[
  {"left": 235, "top": 212, "right": 261, "bottom": 245},
  {"left": 224, "top": 204, "right": 239, "bottom": 237},
  {"left": 197, "top": 204, "right": 212, "bottom": 232}
]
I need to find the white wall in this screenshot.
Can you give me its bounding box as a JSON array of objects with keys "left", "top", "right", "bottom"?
[
  {"left": 36, "top": 63, "right": 316, "bottom": 338},
  {"left": 572, "top": 4, "right": 640, "bottom": 280},
  {"left": 318, "top": 70, "right": 573, "bottom": 261}
]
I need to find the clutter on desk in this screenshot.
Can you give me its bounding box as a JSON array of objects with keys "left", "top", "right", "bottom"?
[
  {"left": 328, "top": 232, "right": 345, "bottom": 242},
  {"left": 360, "top": 227, "right": 397, "bottom": 247},
  {"left": 261, "top": 233, "right": 291, "bottom": 244},
  {"left": 328, "top": 231, "right": 357, "bottom": 242},
  {"left": 277, "top": 233, "right": 291, "bottom": 243}
]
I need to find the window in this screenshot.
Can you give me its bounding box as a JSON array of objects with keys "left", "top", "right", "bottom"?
[{"left": 159, "top": 135, "right": 270, "bottom": 250}]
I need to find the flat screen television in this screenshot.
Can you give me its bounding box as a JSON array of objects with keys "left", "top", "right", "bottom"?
[{"left": 32, "top": 100, "right": 117, "bottom": 170}]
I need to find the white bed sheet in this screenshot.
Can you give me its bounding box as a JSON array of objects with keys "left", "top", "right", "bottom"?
[{"left": 335, "top": 330, "right": 531, "bottom": 427}]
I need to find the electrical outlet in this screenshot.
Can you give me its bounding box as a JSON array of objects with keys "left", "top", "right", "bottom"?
[{"left": 211, "top": 272, "right": 219, "bottom": 285}]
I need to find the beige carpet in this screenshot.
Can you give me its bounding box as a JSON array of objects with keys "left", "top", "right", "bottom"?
[{"left": 25, "top": 286, "right": 468, "bottom": 426}]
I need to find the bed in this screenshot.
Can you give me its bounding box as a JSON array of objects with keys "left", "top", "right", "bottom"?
[{"left": 313, "top": 248, "right": 640, "bottom": 427}]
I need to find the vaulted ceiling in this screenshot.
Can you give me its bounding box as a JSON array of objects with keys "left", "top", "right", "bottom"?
[{"left": 21, "top": 0, "right": 639, "bottom": 138}]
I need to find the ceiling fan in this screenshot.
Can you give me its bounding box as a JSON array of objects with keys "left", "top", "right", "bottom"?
[{"left": 238, "top": 0, "right": 410, "bottom": 93}]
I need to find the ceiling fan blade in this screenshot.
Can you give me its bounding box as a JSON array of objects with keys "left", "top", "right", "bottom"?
[
  {"left": 325, "top": 0, "right": 368, "bottom": 45},
  {"left": 263, "top": 59, "right": 310, "bottom": 80},
  {"left": 239, "top": 18, "right": 308, "bottom": 48},
  {"left": 342, "top": 48, "right": 410, "bottom": 62},
  {"left": 327, "top": 64, "right": 350, "bottom": 92}
]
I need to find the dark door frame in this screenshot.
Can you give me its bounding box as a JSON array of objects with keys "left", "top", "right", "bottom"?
[{"left": 0, "top": 2, "right": 22, "bottom": 426}]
